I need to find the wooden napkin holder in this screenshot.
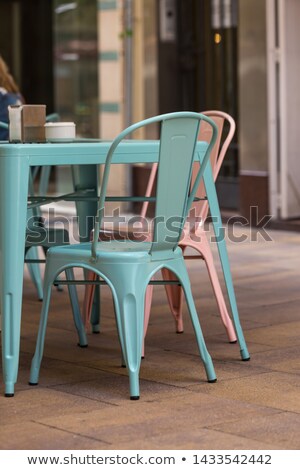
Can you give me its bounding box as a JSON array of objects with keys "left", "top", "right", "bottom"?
[{"left": 9, "top": 105, "right": 46, "bottom": 143}]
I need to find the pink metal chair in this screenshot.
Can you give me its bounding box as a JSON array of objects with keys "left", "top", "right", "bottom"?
[{"left": 82, "top": 111, "right": 237, "bottom": 346}]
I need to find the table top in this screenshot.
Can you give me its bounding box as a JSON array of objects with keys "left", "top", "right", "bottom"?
[{"left": 0, "top": 139, "right": 208, "bottom": 166}]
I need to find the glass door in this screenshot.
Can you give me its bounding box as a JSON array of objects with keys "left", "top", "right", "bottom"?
[
  {"left": 158, "top": 0, "right": 239, "bottom": 209},
  {"left": 208, "top": 0, "right": 239, "bottom": 209}
]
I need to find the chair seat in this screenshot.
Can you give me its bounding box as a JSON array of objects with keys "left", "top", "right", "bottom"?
[
  {"left": 99, "top": 216, "right": 204, "bottom": 243},
  {"left": 47, "top": 240, "right": 183, "bottom": 264},
  {"left": 99, "top": 225, "right": 150, "bottom": 242}
]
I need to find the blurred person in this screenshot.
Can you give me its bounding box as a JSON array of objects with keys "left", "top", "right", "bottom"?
[{"left": 0, "top": 56, "right": 23, "bottom": 140}]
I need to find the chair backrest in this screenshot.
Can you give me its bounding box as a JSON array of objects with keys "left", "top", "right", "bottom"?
[
  {"left": 0, "top": 120, "right": 9, "bottom": 141},
  {"left": 92, "top": 112, "right": 217, "bottom": 260},
  {"left": 46, "top": 113, "right": 60, "bottom": 122},
  {"left": 191, "top": 111, "right": 235, "bottom": 226},
  {"left": 141, "top": 110, "right": 236, "bottom": 231}
]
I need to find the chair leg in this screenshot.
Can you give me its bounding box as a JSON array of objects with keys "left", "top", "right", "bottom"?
[
  {"left": 82, "top": 270, "right": 97, "bottom": 329},
  {"left": 112, "top": 273, "right": 145, "bottom": 400},
  {"left": 217, "top": 244, "right": 249, "bottom": 360},
  {"left": 25, "top": 247, "right": 44, "bottom": 301},
  {"left": 205, "top": 184, "right": 250, "bottom": 361},
  {"left": 42, "top": 246, "right": 63, "bottom": 292},
  {"left": 196, "top": 237, "right": 237, "bottom": 343},
  {"left": 39, "top": 165, "right": 51, "bottom": 195},
  {"left": 161, "top": 267, "right": 184, "bottom": 333},
  {"left": 29, "top": 269, "right": 54, "bottom": 385},
  {"left": 142, "top": 283, "right": 153, "bottom": 358},
  {"left": 175, "top": 260, "right": 217, "bottom": 383},
  {"left": 90, "top": 285, "right": 101, "bottom": 333},
  {"left": 65, "top": 269, "right": 87, "bottom": 347},
  {"left": 82, "top": 270, "right": 101, "bottom": 334}
]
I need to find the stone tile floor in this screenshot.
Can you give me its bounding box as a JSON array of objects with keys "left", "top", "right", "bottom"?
[{"left": 0, "top": 226, "right": 299, "bottom": 450}]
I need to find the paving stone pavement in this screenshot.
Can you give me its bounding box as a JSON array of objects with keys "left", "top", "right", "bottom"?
[{"left": 0, "top": 227, "right": 299, "bottom": 450}]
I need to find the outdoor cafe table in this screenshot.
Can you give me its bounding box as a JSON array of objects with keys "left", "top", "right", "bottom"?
[{"left": 0, "top": 139, "right": 247, "bottom": 397}]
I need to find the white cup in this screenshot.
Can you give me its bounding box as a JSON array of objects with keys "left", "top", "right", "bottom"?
[{"left": 44, "top": 122, "right": 76, "bottom": 141}]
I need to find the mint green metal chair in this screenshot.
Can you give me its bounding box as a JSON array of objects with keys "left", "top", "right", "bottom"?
[
  {"left": 0, "top": 120, "right": 9, "bottom": 133},
  {"left": 29, "top": 112, "right": 218, "bottom": 400},
  {"left": 0, "top": 121, "right": 9, "bottom": 131}
]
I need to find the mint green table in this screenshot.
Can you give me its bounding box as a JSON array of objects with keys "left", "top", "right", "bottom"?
[{"left": 0, "top": 139, "right": 249, "bottom": 397}]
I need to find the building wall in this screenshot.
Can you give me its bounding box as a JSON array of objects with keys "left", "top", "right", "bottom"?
[
  {"left": 98, "top": 0, "right": 123, "bottom": 139},
  {"left": 97, "top": 1, "right": 282, "bottom": 220},
  {"left": 97, "top": 0, "right": 159, "bottom": 213},
  {"left": 97, "top": 0, "right": 127, "bottom": 211}
]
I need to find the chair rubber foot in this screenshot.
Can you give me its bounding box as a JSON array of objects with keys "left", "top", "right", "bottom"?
[
  {"left": 77, "top": 343, "right": 88, "bottom": 348},
  {"left": 38, "top": 298, "right": 43, "bottom": 302},
  {"left": 208, "top": 378, "right": 217, "bottom": 383},
  {"left": 176, "top": 330, "right": 184, "bottom": 334},
  {"left": 5, "top": 393, "right": 14, "bottom": 397},
  {"left": 130, "top": 396, "right": 140, "bottom": 400},
  {"left": 121, "top": 364, "right": 126, "bottom": 368},
  {"left": 141, "top": 356, "right": 144, "bottom": 360},
  {"left": 229, "top": 340, "right": 238, "bottom": 344},
  {"left": 28, "top": 382, "right": 38, "bottom": 386},
  {"left": 93, "top": 331, "right": 100, "bottom": 335},
  {"left": 242, "top": 356, "right": 250, "bottom": 361}
]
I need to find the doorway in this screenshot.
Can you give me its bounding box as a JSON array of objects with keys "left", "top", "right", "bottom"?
[
  {"left": 157, "top": 0, "right": 239, "bottom": 209},
  {"left": 0, "top": 0, "right": 54, "bottom": 111}
]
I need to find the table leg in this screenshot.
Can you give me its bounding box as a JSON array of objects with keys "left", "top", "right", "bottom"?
[
  {"left": 72, "top": 164, "right": 98, "bottom": 241},
  {"left": 0, "top": 157, "right": 30, "bottom": 396},
  {"left": 71, "top": 165, "right": 100, "bottom": 332},
  {"left": 202, "top": 159, "right": 250, "bottom": 361}
]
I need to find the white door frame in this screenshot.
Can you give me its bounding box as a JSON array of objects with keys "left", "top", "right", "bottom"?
[{"left": 267, "top": 0, "right": 300, "bottom": 219}]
